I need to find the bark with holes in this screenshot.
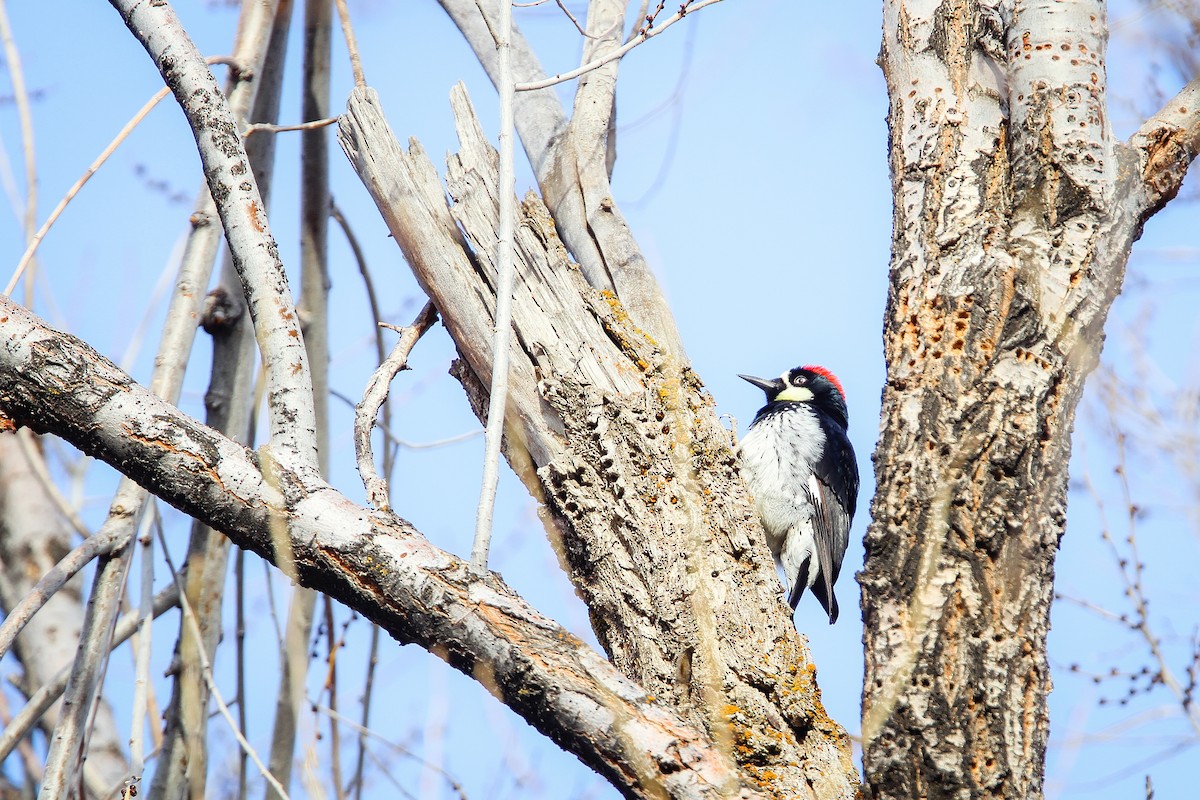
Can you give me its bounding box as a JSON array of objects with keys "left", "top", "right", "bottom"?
[{"left": 861, "top": 2, "right": 1200, "bottom": 798}]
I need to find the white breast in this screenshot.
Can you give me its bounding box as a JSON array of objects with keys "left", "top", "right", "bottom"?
[{"left": 738, "top": 406, "right": 826, "bottom": 552}]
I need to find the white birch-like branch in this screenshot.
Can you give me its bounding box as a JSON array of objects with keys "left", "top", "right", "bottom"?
[
  {"left": 471, "top": 0, "right": 518, "bottom": 569},
  {"left": 263, "top": 1, "right": 333, "bottom": 792},
  {"left": 108, "top": 0, "right": 321, "bottom": 477},
  {"left": 0, "top": 294, "right": 756, "bottom": 800},
  {"left": 1129, "top": 75, "right": 1200, "bottom": 215}
]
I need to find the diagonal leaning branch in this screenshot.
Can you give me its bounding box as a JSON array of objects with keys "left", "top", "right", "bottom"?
[{"left": 0, "top": 295, "right": 755, "bottom": 800}]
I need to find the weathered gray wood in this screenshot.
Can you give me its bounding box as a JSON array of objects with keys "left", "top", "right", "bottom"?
[
  {"left": 0, "top": 294, "right": 752, "bottom": 800},
  {"left": 338, "top": 84, "right": 860, "bottom": 799}
]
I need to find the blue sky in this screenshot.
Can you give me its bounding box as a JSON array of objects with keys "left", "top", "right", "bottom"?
[{"left": 2, "top": 1, "right": 1198, "bottom": 798}]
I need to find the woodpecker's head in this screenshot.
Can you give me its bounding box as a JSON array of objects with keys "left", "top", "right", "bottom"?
[{"left": 739, "top": 365, "right": 849, "bottom": 429}]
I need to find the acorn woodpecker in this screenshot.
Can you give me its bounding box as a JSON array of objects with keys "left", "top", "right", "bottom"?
[{"left": 738, "top": 366, "right": 859, "bottom": 624}]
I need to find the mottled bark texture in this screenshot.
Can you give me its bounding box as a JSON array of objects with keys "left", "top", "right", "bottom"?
[
  {"left": 338, "top": 85, "right": 858, "bottom": 799},
  {"left": 0, "top": 296, "right": 744, "bottom": 800},
  {"left": 862, "top": 2, "right": 1200, "bottom": 799}
]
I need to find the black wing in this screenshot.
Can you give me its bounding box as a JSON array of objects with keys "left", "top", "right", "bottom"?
[{"left": 807, "top": 416, "right": 858, "bottom": 623}]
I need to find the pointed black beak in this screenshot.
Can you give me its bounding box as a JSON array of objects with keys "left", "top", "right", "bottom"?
[{"left": 739, "top": 374, "right": 784, "bottom": 394}]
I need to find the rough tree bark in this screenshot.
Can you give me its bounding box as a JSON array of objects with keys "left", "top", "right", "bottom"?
[
  {"left": 861, "top": 2, "right": 1200, "bottom": 798},
  {"left": 7, "top": 1, "right": 1198, "bottom": 798},
  {"left": 338, "top": 84, "right": 858, "bottom": 798},
  {"left": 0, "top": 294, "right": 749, "bottom": 799}
]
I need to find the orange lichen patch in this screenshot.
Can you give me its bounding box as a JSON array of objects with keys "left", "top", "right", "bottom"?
[
  {"left": 598, "top": 290, "right": 659, "bottom": 352},
  {"left": 247, "top": 199, "right": 265, "bottom": 232}
]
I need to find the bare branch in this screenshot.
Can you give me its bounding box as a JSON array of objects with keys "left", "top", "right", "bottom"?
[
  {"left": 0, "top": 294, "right": 756, "bottom": 800},
  {"left": 0, "top": 583, "right": 180, "bottom": 769},
  {"left": 1130, "top": 75, "right": 1200, "bottom": 215},
  {"left": 3, "top": 54, "right": 238, "bottom": 297},
  {"left": 244, "top": 116, "right": 339, "bottom": 137},
  {"left": 514, "top": 0, "right": 723, "bottom": 91},
  {"left": 147, "top": 3, "right": 293, "bottom": 795},
  {"left": 0, "top": 518, "right": 128, "bottom": 661},
  {"left": 264, "top": 0, "right": 335, "bottom": 788},
  {"left": 334, "top": 0, "right": 365, "bottom": 87},
  {"left": 354, "top": 304, "right": 438, "bottom": 511},
  {"left": 4, "top": 86, "right": 169, "bottom": 296},
  {"left": 0, "top": 0, "right": 38, "bottom": 301},
  {"left": 155, "top": 519, "right": 292, "bottom": 799},
  {"left": 471, "top": 0, "right": 518, "bottom": 569},
  {"left": 108, "top": 0, "right": 321, "bottom": 477}
]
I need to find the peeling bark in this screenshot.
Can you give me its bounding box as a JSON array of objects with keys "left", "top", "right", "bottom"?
[{"left": 863, "top": 2, "right": 1200, "bottom": 798}]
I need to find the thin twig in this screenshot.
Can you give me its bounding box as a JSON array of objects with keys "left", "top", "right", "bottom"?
[
  {"left": 244, "top": 116, "right": 339, "bottom": 137},
  {"left": 322, "top": 597, "right": 346, "bottom": 800},
  {"left": 554, "top": 0, "right": 591, "bottom": 37},
  {"left": 38, "top": 507, "right": 139, "bottom": 798},
  {"left": 354, "top": 304, "right": 439, "bottom": 510},
  {"left": 14, "top": 429, "right": 91, "bottom": 539},
  {"left": 236, "top": 547, "right": 249, "bottom": 800},
  {"left": 0, "top": 584, "right": 180, "bottom": 767},
  {"left": 471, "top": 0, "right": 518, "bottom": 570},
  {"left": 348, "top": 622, "right": 380, "bottom": 800},
  {"left": 154, "top": 522, "right": 291, "bottom": 800},
  {"left": 1111, "top": 433, "right": 1200, "bottom": 736},
  {"left": 333, "top": 0, "right": 365, "bottom": 86},
  {"left": 313, "top": 704, "right": 468, "bottom": 800},
  {"left": 128, "top": 506, "right": 158, "bottom": 776},
  {"left": 330, "top": 202, "right": 385, "bottom": 364},
  {"left": 0, "top": 0, "right": 38, "bottom": 302},
  {"left": 330, "top": 202, "right": 390, "bottom": 800},
  {"left": 0, "top": 690, "right": 44, "bottom": 792},
  {"left": 3, "top": 55, "right": 238, "bottom": 298},
  {"left": 336, "top": 388, "right": 484, "bottom": 450},
  {"left": 625, "top": 0, "right": 651, "bottom": 44},
  {"left": 0, "top": 522, "right": 126, "bottom": 662},
  {"left": 515, "top": 0, "right": 722, "bottom": 91}
]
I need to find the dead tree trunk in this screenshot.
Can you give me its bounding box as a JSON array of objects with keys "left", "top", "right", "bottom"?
[{"left": 338, "top": 84, "right": 859, "bottom": 799}]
